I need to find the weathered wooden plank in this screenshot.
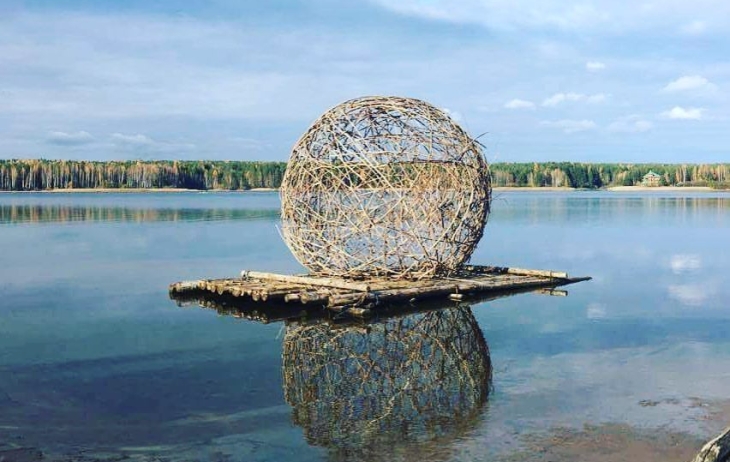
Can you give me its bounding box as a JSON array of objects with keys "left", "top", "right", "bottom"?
[
  {"left": 242, "top": 270, "right": 371, "bottom": 292},
  {"left": 284, "top": 293, "right": 301, "bottom": 302},
  {"left": 463, "top": 265, "right": 569, "bottom": 279},
  {"left": 506, "top": 267, "right": 569, "bottom": 279},
  {"left": 299, "top": 291, "right": 329, "bottom": 305},
  {"left": 169, "top": 280, "right": 204, "bottom": 293}
]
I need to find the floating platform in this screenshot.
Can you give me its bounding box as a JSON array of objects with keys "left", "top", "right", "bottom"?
[{"left": 169, "top": 265, "right": 590, "bottom": 320}]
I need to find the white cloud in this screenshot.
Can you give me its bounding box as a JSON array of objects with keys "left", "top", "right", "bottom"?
[
  {"left": 540, "top": 119, "right": 597, "bottom": 133},
  {"left": 607, "top": 115, "right": 653, "bottom": 133},
  {"left": 0, "top": 10, "right": 534, "bottom": 161},
  {"left": 46, "top": 130, "right": 94, "bottom": 145},
  {"left": 586, "top": 93, "right": 608, "bottom": 103},
  {"left": 669, "top": 254, "right": 701, "bottom": 274},
  {"left": 660, "top": 106, "right": 703, "bottom": 120},
  {"left": 4, "top": 5, "right": 730, "bottom": 162},
  {"left": 111, "top": 133, "right": 155, "bottom": 146},
  {"left": 0, "top": 11, "right": 448, "bottom": 126},
  {"left": 680, "top": 20, "right": 707, "bottom": 35},
  {"left": 504, "top": 99, "right": 536, "bottom": 110},
  {"left": 366, "top": 0, "right": 730, "bottom": 34},
  {"left": 366, "top": 1, "right": 612, "bottom": 31},
  {"left": 543, "top": 92, "right": 581, "bottom": 106},
  {"left": 663, "top": 75, "right": 712, "bottom": 92},
  {"left": 542, "top": 92, "right": 607, "bottom": 106},
  {"left": 441, "top": 107, "right": 463, "bottom": 122},
  {"left": 110, "top": 133, "right": 195, "bottom": 154},
  {"left": 586, "top": 61, "right": 606, "bottom": 72}
]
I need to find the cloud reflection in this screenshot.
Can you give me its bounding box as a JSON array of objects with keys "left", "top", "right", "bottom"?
[
  {"left": 667, "top": 284, "right": 708, "bottom": 307},
  {"left": 587, "top": 302, "right": 607, "bottom": 319},
  {"left": 669, "top": 254, "right": 701, "bottom": 274}
]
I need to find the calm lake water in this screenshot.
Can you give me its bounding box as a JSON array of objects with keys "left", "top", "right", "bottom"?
[{"left": 1, "top": 191, "right": 730, "bottom": 461}]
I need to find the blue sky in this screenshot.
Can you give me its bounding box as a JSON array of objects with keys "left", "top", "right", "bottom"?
[{"left": 1, "top": 0, "right": 729, "bottom": 162}]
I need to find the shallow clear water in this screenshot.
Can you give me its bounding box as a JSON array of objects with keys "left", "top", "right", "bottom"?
[{"left": 1, "top": 191, "right": 730, "bottom": 461}]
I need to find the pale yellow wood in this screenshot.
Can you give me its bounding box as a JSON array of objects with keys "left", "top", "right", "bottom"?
[
  {"left": 506, "top": 267, "right": 568, "bottom": 279},
  {"left": 242, "top": 270, "right": 370, "bottom": 292}
]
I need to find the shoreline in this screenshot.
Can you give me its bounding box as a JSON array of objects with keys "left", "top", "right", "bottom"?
[
  {"left": 497, "top": 398, "right": 730, "bottom": 462},
  {"left": 495, "top": 186, "right": 728, "bottom": 192},
  {"left": 605, "top": 185, "right": 722, "bottom": 192},
  {"left": 493, "top": 186, "right": 575, "bottom": 192},
  {"left": 0, "top": 187, "right": 279, "bottom": 193}
]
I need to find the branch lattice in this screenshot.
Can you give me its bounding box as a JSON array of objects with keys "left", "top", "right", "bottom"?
[
  {"left": 282, "top": 306, "right": 492, "bottom": 454},
  {"left": 280, "top": 96, "right": 491, "bottom": 279}
]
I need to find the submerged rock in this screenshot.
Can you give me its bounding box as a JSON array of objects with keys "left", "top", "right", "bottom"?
[{"left": 0, "top": 447, "right": 43, "bottom": 462}]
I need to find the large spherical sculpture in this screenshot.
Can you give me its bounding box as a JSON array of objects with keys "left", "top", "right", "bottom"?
[{"left": 280, "top": 96, "right": 491, "bottom": 279}]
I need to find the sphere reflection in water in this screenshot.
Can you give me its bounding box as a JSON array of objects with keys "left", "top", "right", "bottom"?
[{"left": 282, "top": 305, "right": 492, "bottom": 457}]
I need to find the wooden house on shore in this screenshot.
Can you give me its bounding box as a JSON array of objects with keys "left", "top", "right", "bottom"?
[{"left": 641, "top": 171, "right": 662, "bottom": 187}]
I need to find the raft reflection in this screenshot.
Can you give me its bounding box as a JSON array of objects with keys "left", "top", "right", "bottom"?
[
  {"left": 281, "top": 305, "right": 492, "bottom": 458},
  {"left": 171, "top": 290, "right": 501, "bottom": 459}
]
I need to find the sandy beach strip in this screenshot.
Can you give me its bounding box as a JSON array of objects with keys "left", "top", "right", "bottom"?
[
  {"left": 0, "top": 187, "right": 279, "bottom": 193},
  {"left": 607, "top": 186, "right": 722, "bottom": 192}
]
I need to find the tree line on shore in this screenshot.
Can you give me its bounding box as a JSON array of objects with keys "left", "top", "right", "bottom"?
[
  {"left": 490, "top": 162, "right": 730, "bottom": 189},
  {"left": 1, "top": 159, "right": 729, "bottom": 191},
  {"left": 0, "top": 159, "right": 285, "bottom": 191}
]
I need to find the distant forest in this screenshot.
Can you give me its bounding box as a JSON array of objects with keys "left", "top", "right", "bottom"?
[
  {"left": 0, "top": 160, "right": 285, "bottom": 191},
  {"left": 1, "top": 159, "right": 729, "bottom": 191},
  {"left": 490, "top": 162, "right": 730, "bottom": 189}
]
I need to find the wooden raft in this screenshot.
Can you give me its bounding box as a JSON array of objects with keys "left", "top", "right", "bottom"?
[{"left": 169, "top": 265, "right": 590, "bottom": 318}]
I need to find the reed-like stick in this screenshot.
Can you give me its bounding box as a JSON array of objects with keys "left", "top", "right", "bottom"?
[{"left": 242, "top": 270, "right": 371, "bottom": 292}]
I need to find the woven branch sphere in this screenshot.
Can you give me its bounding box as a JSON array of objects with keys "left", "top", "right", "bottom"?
[{"left": 280, "top": 96, "right": 492, "bottom": 279}]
